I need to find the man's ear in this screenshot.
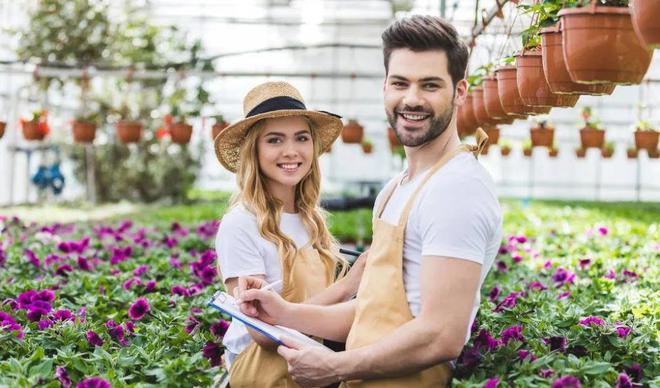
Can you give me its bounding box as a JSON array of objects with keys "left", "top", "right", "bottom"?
[{"left": 454, "top": 79, "right": 468, "bottom": 106}]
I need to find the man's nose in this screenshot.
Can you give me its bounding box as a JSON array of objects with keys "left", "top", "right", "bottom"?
[{"left": 402, "top": 85, "right": 422, "bottom": 108}]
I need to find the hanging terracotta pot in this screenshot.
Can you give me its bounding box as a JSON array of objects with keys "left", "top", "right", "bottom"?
[
  {"left": 22, "top": 121, "right": 46, "bottom": 141},
  {"left": 530, "top": 126, "right": 554, "bottom": 148},
  {"left": 72, "top": 121, "right": 97, "bottom": 143},
  {"left": 500, "top": 146, "right": 512, "bottom": 157},
  {"left": 341, "top": 119, "right": 364, "bottom": 144},
  {"left": 486, "top": 127, "right": 500, "bottom": 146},
  {"left": 523, "top": 148, "right": 533, "bottom": 157},
  {"left": 601, "top": 147, "right": 614, "bottom": 159},
  {"left": 361, "top": 142, "right": 373, "bottom": 154},
  {"left": 212, "top": 120, "right": 229, "bottom": 140},
  {"left": 170, "top": 122, "right": 193, "bottom": 145},
  {"left": 471, "top": 87, "right": 494, "bottom": 126},
  {"left": 575, "top": 147, "right": 587, "bottom": 158},
  {"left": 540, "top": 23, "right": 616, "bottom": 95},
  {"left": 649, "top": 150, "right": 659, "bottom": 159},
  {"left": 387, "top": 127, "right": 401, "bottom": 150},
  {"left": 634, "top": 130, "right": 659, "bottom": 152},
  {"left": 559, "top": 2, "right": 653, "bottom": 85},
  {"left": 460, "top": 93, "right": 480, "bottom": 135},
  {"left": 627, "top": 148, "right": 638, "bottom": 159},
  {"left": 117, "top": 120, "right": 143, "bottom": 144},
  {"left": 483, "top": 77, "right": 527, "bottom": 122},
  {"left": 0, "top": 121, "right": 5, "bottom": 139},
  {"left": 516, "top": 50, "right": 579, "bottom": 108},
  {"left": 631, "top": 0, "right": 660, "bottom": 49},
  {"left": 579, "top": 127, "right": 605, "bottom": 149},
  {"left": 549, "top": 148, "right": 559, "bottom": 158},
  {"left": 495, "top": 65, "right": 550, "bottom": 116}
]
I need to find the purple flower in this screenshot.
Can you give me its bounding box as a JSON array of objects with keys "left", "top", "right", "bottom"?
[
  {"left": 496, "top": 260, "right": 508, "bottom": 272},
  {"left": 501, "top": 325, "right": 524, "bottom": 344},
  {"left": 124, "top": 321, "right": 135, "bottom": 334},
  {"left": 579, "top": 316, "right": 605, "bottom": 327},
  {"left": 106, "top": 320, "right": 128, "bottom": 346},
  {"left": 24, "top": 249, "right": 41, "bottom": 267},
  {"left": 494, "top": 291, "right": 524, "bottom": 312},
  {"left": 56, "top": 366, "right": 72, "bottom": 388},
  {"left": 37, "top": 319, "right": 54, "bottom": 330},
  {"left": 133, "top": 265, "right": 149, "bottom": 276},
  {"left": 110, "top": 246, "right": 132, "bottom": 265},
  {"left": 484, "top": 377, "right": 499, "bottom": 388},
  {"left": 459, "top": 345, "right": 481, "bottom": 368},
  {"left": 578, "top": 258, "right": 591, "bottom": 269},
  {"left": 52, "top": 308, "right": 74, "bottom": 322},
  {"left": 517, "top": 350, "right": 536, "bottom": 362},
  {"left": 615, "top": 325, "right": 631, "bottom": 338},
  {"left": 512, "top": 254, "right": 523, "bottom": 263},
  {"left": 199, "top": 266, "right": 217, "bottom": 285},
  {"left": 77, "top": 257, "right": 92, "bottom": 271},
  {"left": 202, "top": 341, "right": 223, "bottom": 367},
  {"left": 35, "top": 289, "right": 55, "bottom": 303},
  {"left": 163, "top": 235, "right": 178, "bottom": 248},
  {"left": 171, "top": 285, "right": 190, "bottom": 297},
  {"left": 515, "top": 235, "right": 527, "bottom": 243},
  {"left": 543, "top": 260, "right": 553, "bottom": 270},
  {"left": 544, "top": 336, "right": 568, "bottom": 352},
  {"left": 86, "top": 330, "right": 104, "bottom": 347},
  {"left": 185, "top": 315, "right": 200, "bottom": 334},
  {"left": 615, "top": 373, "right": 632, "bottom": 388},
  {"left": 552, "top": 375, "right": 581, "bottom": 388},
  {"left": 622, "top": 269, "right": 638, "bottom": 281},
  {"left": 169, "top": 256, "right": 182, "bottom": 269},
  {"left": 197, "top": 220, "right": 220, "bottom": 240},
  {"left": 76, "top": 376, "right": 111, "bottom": 388},
  {"left": 625, "top": 363, "right": 642, "bottom": 382},
  {"left": 528, "top": 281, "right": 547, "bottom": 291},
  {"left": 557, "top": 291, "right": 571, "bottom": 300},
  {"left": 0, "top": 248, "right": 6, "bottom": 267},
  {"left": 123, "top": 277, "right": 143, "bottom": 290},
  {"left": 540, "top": 368, "right": 554, "bottom": 378},
  {"left": 598, "top": 226, "right": 608, "bottom": 236},
  {"left": 552, "top": 267, "right": 576, "bottom": 287},
  {"left": 474, "top": 329, "right": 500, "bottom": 352},
  {"left": 604, "top": 269, "right": 617, "bottom": 280},
  {"left": 210, "top": 320, "right": 230, "bottom": 337},
  {"left": 128, "top": 298, "right": 150, "bottom": 321},
  {"left": 78, "top": 307, "right": 87, "bottom": 323},
  {"left": 18, "top": 290, "right": 37, "bottom": 308},
  {"left": 488, "top": 286, "right": 501, "bottom": 302},
  {"left": 55, "top": 264, "right": 74, "bottom": 276},
  {"left": 144, "top": 280, "right": 157, "bottom": 293}
]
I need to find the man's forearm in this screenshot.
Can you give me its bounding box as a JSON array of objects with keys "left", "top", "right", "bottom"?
[
  {"left": 332, "top": 316, "right": 463, "bottom": 381},
  {"left": 281, "top": 299, "right": 356, "bottom": 342}
]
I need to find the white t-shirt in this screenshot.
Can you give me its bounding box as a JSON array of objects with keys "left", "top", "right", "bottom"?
[
  {"left": 374, "top": 152, "right": 502, "bottom": 343},
  {"left": 215, "top": 205, "right": 310, "bottom": 370}
]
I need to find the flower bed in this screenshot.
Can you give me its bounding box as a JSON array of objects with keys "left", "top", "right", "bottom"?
[{"left": 1, "top": 200, "right": 658, "bottom": 387}]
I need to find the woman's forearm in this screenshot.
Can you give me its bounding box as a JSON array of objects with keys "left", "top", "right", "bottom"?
[{"left": 281, "top": 299, "right": 356, "bottom": 342}]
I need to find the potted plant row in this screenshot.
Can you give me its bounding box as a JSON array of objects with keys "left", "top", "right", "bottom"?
[
  {"left": 634, "top": 120, "right": 659, "bottom": 153},
  {"left": 21, "top": 110, "right": 49, "bottom": 141},
  {"left": 342, "top": 119, "right": 364, "bottom": 144},
  {"left": 579, "top": 107, "right": 605, "bottom": 149}
]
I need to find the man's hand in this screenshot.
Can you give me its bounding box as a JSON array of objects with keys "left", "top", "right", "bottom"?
[
  {"left": 237, "top": 281, "right": 291, "bottom": 325},
  {"left": 277, "top": 337, "right": 341, "bottom": 387}
]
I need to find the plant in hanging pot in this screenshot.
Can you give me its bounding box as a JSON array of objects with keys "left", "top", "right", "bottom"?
[
  {"left": 530, "top": 120, "right": 555, "bottom": 148},
  {"left": 601, "top": 141, "right": 615, "bottom": 158},
  {"left": 523, "top": 139, "right": 533, "bottom": 157},
  {"left": 579, "top": 106, "right": 605, "bottom": 149},
  {"left": 495, "top": 58, "right": 551, "bottom": 116},
  {"left": 575, "top": 146, "right": 587, "bottom": 158},
  {"left": 626, "top": 146, "right": 638, "bottom": 159},
  {"left": 342, "top": 119, "right": 364, "bottom": 144},
  {"left": 549, "top": 145, "right": 559, "bottom": 157},
  {"left": 630, "top": 0, "right": 660, "bottom": 49},
  {"left": 20, "top": 109, "right": 49, "bottom": 141},
  {"left": 633, "top": 120, "right": 659, "bottom": 153},
  {"left": 558, "top": 0, "right": 653, "bottom": 85},
  {"left": 391, "top": 144, "right": 406, "bottom": 159},
  {"left": 361, "top": 139, "right": 374, "bottom": 154},
  {"left": 0, "top": 120, "right": 6, "bottom": 139},
  {"left": 500, "top": 140, "right": 513, "bottom": 157},
  {"left": 211, "top": 114, "right": 229, "bottom": 140},
  {"left": 72, "top": 111, "right": 100, "bottom": 144}
]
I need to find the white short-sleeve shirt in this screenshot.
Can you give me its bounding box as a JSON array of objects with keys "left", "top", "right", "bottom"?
[
  {"left": 215, "top": 205, "right": 310, "bottom": 369},
  {"left": 374, "top": 152, "right": 503, "bottom": 343}
]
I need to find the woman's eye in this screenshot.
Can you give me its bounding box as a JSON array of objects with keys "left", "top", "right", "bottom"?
[
  {"left": 266, "top": 137, "right": 281, "bottom": 144},
  {"left": 297, "top": 135, "right": 310, "bottom": 142}
]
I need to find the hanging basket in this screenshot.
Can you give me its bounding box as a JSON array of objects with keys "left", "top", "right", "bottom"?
[
  {"left": 170, "top": 122, "right": 193, "bottom": 145},
  {"left": 523, "top": 148, "right": 533, "bottom": 157},
  {"left": 117, "top": 120, "right": 143, "bottom": 144},
  {"left": 601, "top": 147, "right": 614, "bottom": 159},
  {"left": 540, "top": 24, "right": 616, "bottom": 96},
  {"left": 212, "top": 121, "right": 229, "bottom": 140},
  {"left": 459, "top": 93, "right": 480, "bottom": 135},
  {"left": 0, "top": 121, "right": 5, "bottom": 139},
  {"left": 634, "top": 130, "right": 659, "bottom": 152},
  {"left": 495, "top": 66, "right": 548, "bottom": 116},
  {"left": 22, "top": 121, "right": 46, "bottom": 141},
  {"left": 530, "top": 126, "right": 555, "bottom": 148},
  {"left": 627, "top": 148, "right": 638, "bottom": 159},
  {"left": 483, "top": 76, "right": 526, "bottom": 122},
  {"left": 549, "top": 148, "right": 559, "bottom": 158},
  {"left": 631, "top": 0, "right": 660, "bottom": 49},
  {"left": 516, "top": 49, "right": 579, "bottom": 108},
  {"left": 579, "top": 127, "right": 605, "bottom": 149},
  {"left": 387, "top": 127, "right": 401, "bottom": 150},
  {"left": 341, "top": 120, "right": 364, "bottom": 144},
  {"left": 485, "top": 127, "right": 500, "bottom": 146},
  {"left": 576, "top": 147, "right": 587, "bottom": 158},
  {"left": 559, "top": 2, "right": 653, "bottom": 85},
  {"left": 472, "top": 87, "right": 497, "bottom": 127},
  {"left": 72, "top": 121, "right": 97, "bottom": 143}
]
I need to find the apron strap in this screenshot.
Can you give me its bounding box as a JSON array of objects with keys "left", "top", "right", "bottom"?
[
  {"left": 375, "top": 178, "right": 401, "bottom": 220},
  {"left": 396, "top": 145, "right": 470, "bottom": 226}
]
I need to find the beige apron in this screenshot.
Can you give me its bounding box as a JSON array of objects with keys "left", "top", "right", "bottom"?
[
  {"left": 343, "top": 130, "right": 488, "bottom": 388},
  {"left": 228, "top": 244, "right": 335, "bottom": 388}
]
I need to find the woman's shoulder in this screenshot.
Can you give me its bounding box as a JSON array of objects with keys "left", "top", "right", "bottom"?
[{"left": 218, "top": 205, "right": 258, "bottom": 234}]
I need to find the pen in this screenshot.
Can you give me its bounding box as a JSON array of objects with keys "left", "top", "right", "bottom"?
[
  {"left": 261, "top": 279, "right": 282, "bottom": 292},
  {"left": 340, "top": 248, "right": 363, "bottom": 257}
]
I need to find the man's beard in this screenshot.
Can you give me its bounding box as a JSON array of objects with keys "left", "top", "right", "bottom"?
[{"left": 387, "top": 102, "right": 455, "bottom": 147}]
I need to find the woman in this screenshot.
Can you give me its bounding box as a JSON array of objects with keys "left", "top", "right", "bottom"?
[{"left": 214, "top": 81, "right": 365, "bottom": 387}]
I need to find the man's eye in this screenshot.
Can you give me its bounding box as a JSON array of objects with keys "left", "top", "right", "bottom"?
[
  {"left": 424, "top": 84, "right": 439, "bottom": 90},
  {"left": 392, "top": 81, "right": 406, "bottom": 87}
]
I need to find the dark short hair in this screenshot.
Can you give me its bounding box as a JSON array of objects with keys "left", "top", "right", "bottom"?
[{"left": 382, "top": 15, "right": 469, "bottom": 89}]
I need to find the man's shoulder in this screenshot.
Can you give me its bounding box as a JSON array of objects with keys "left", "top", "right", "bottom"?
[{"left": 426, "top": 153, "right": 496, "bottom": 193}]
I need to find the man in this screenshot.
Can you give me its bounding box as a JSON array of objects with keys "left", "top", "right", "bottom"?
[{"left": 237, "top": 15, "right": 502, "bottom": 387}]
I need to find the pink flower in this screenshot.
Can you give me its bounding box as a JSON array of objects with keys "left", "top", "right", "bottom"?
[
  {"left": 76, "top": 376, "right": 111, "bottom": 388},
  {"left": 604, "top": 269, "right": 617, "bottom": 280},
  {"left": 518, "top": 350, "right": 536, "bottom": 362},
  {"left": 488, "top": 286, "right": 501, "bottom": 302},
  {"left": 144, "top": 280, "right": 157, "bottom": 293},
  {"left": 484, "top": 377, "right": 499, "bottom": 388},
  {"left": 210, "top": 319, "right": 230, "bottom": 337},
  {"left": 598, "top": 226, "right": 608, "bottom": 236},
  {"left": 512, "top": 254, "right": 523, "bottom": 263},
  {"left": 133, "top": 265, "right": 149, "bottom": 276},
  {"left": 552, "top": 375, "right": 581, "bottom": 388},
  {"left": 56, "top": 366, "right": 72, "bottom": 388},
  {"left": 540, "top": 368, "right": 554, "bottom": 378},
  {"left": 128, "top": 298, "right": 150, "bottom": 320},
  {"left": 123, "top": 277, "right": 143, "bottom": 290},
  {"left": 552, "top": 267, "right": 576, "bottom": 287},
  {"left": 202, "top": 341, "right": 223, "bottom": 367},
  {"left": 615, "top": 372, "right": 632, "bottom": 388},
  {"left": 557, "top": 291, "right": 571, "bottom": 300},
  {"left": 615, "top": 325, "right": 631, "bottom": 338},
  {"left": 579, "top": 316, "right": 605, "bottom": 327},
  {"left": 501, "top": 325, "right": 524, "bottom": 344},
  {"left": 24, "top": 249, "right": 41, "bottom": 267},
  {"left": 528, "top": 281, "right": 547, "bottom": 291},
  {"left": 86, "top": 330, "right": 103, "bottom": 347}
]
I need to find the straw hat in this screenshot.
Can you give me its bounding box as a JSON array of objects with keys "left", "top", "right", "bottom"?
[{"left": 214, "top": 81, "right": 343, "bottom": 173}]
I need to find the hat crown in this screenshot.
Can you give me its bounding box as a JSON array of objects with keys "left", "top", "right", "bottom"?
[{"left": 243, "top": 81, "right": 305, "bottom": 116}]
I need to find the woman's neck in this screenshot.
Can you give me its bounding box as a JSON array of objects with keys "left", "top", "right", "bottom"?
[{"left": 267, "top": 180, "right": 297, "bottom": 213}]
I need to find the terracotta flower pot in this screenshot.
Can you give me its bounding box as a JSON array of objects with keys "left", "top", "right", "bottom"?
[
  {"left": 472, "top": 87, "right": 493, "bottom": 126},
  {"left": 631, "top": 0, "right": 660, "bottom": 49},
  {"left": 634, "top": 130, "right": 659, "bottom": 152},
  {"left": 559, "top": 3, "right": 653, "bottom": 85},
  {"left": 576, "top": 148, "right": 587, "bottom": 158},
  {"left": 72, "top": 121, "right": 97, "bottom": 143},
  {"left": 579, "top": 127, "right": 605, "bottom": 149},
  {"left": 627, "top": 148, "right": 638, "bottom": 159},
  {"left": 483, "top": 77, "right": 527, "bottom": 122},
  {"left": 500, "top": 147, "right": 512, "bottom": 157},
  {"left": 601, "top": 148, "right": 614, "bottom": 158},
  {"left": 212, "top": 121, "right": 229, "bottom": 140},
  {"left": 530, "top": 127, "right": 555, "bottom": 148},
  {"left": 361, "top": 142, "right": 373, "bottom": 154},
  {"left": 170, "top": 122, "right": 193, "bottom": 144},
  {"left": 649, "top": 149, "right": 659, "bottom": 159},
  {"left": 22, "top": 121, "right": 46, "bottom": 141},
  {"left": 523, "top": 148, "right": 533, "bottom": 157},
  {"left": 341, "top": 120, "right": 364, "bottom": 144},
  {"left": 117, "top": 120, "right": 143, "bottom": 144},
  {"left": 460, "top": 93, "right": 480, "bottom": 135},
  {"left": 549, "top": 148, "right": 559, "bottom": 158},
  {"left": 0, "top": 121, "right": 5, "bottom": 139},
  {"left": 495, "top": 66, "right": 550, "bottom": 116},
  {"left": 540, "top": 24, "right": 616, "bottom": 95},
  {"left": 485, "top": 127, "right": 500, "bottom": 146},
  {"left": 387, "top": 127, "right": 401, "bottom": 150},
  {"left": 516, "top": 50, "right": 579, "bottom": 108}
]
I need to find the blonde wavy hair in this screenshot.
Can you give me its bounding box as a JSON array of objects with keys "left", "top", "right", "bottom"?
[{"left": 229, "top": 116, "right": 347, "bottom": 283}]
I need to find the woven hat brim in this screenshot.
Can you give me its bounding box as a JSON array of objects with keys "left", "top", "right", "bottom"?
[{"left": 214, "top": 110, "right": 343, "bottom": 173}]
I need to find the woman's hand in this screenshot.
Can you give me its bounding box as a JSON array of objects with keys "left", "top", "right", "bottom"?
[{"left": 236, "top": 276, "right": 291, "bottom": 326}]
